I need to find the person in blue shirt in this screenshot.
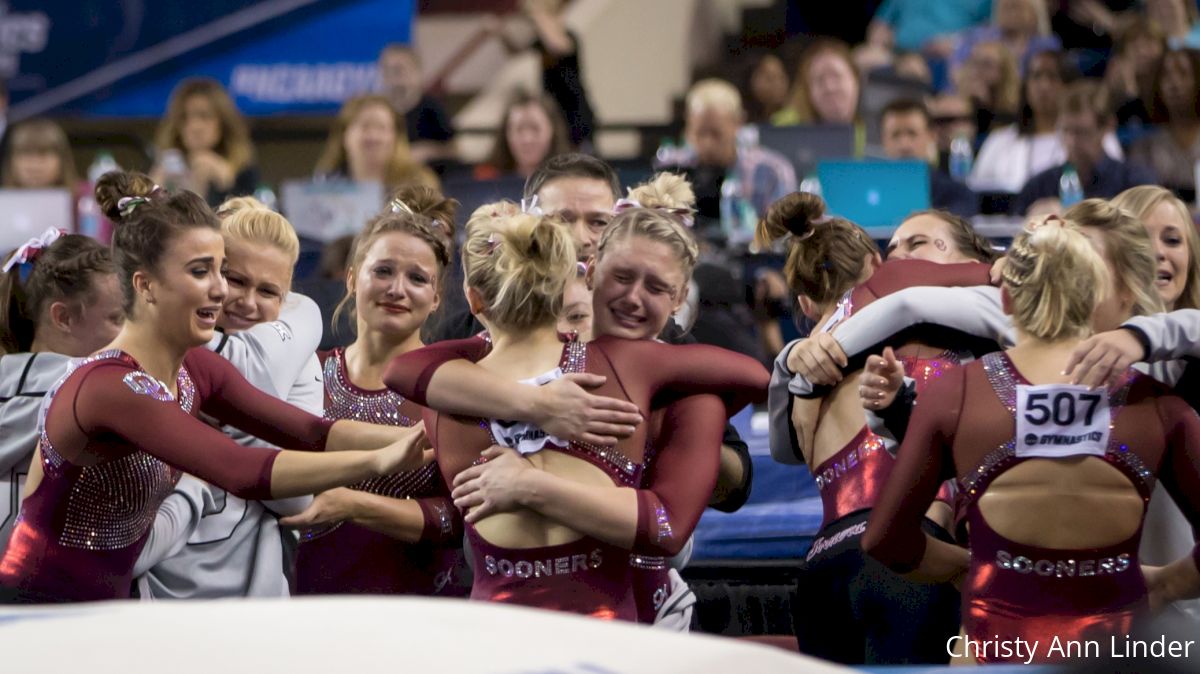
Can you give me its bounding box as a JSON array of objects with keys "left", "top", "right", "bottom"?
[
  {"left": 868, "top": 0, "right": 993, "bottom": 56},
  {"left": 1012, "top": 80, "right": 1156, "bottom": 216}
]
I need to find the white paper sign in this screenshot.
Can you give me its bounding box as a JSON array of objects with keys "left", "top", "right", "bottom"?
[{"left": 1015, "top": 384, "right": 1110, "bottom": 458}]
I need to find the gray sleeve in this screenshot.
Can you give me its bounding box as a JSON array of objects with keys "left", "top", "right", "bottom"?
[
  {"left": 259, "top": 354, "right": 324, "bottom": 518},
  {"left": 772, "top": 286, "right": 1012, "bottom": 401},
  {"left": 768, "top": 339, "right": 806, "bottom": 465},
  {"left": 134, "top": 477, "right": 220, "bottom": 577},
  {"left": 834, "top": 286, "right": 1013, "bottom": 357},
  {"left": 1124, "top": 310, "right": 1200, "bottom": 361},
  {"left": 210, "top": 293, "right": 323, "bottom": 399}
]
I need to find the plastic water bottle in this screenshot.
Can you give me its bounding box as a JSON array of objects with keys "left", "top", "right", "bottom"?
[
  {"left": 799, "top": 173, "right": 823, "bottom": 198},
  {"left": 253, "top": 184, "right": 278, "bottom": 212},
  {"left": 159, "top": 148, "right": 189, "bottom": 192},
  {"left": 653, "top": 138, "right": 695, "bottom": 169},
  {"left": 87, "top": 151, "right": 119, "bottom": 184},
  {"left": 1059, "top": 163, "right": 1084, "bottom": 208},
  {"left": 949, "top": 133, "right": 973, "bottom": 182},
  {"left": 77, "top": 151, "right": 121, "bottom": 241}
]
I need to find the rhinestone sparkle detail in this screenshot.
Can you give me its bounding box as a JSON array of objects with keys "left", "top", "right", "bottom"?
[
  {"left": 323, "top": 349, "right": 414, "bottom": 427},
  {"left": 962, "top": 354, "right": 1150, "bottom": 502},
  {"left": 304, "top": 349, "right": 434, "bottom": 540},
  {"left": 50, "top": 351, "right": 190, "bottom": 550},
  {"left": 629, "top": 554, "right": 667, "bottom": 570}
]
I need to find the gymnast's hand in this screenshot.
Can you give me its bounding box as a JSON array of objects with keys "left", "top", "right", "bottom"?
[
  {"left": 860, "top": 347, "right": 904, "bottom": 410},
  {"left": 451, "top": 446, "right": 531, "bottom": 523},
  {"left": 1062, "top": 328, "right": 1146, "bottom": 388},
  {"left": 786, "top": 333, "right": 848, "bottom": 386},
  {"left": 279, "top": 488, "right": 355, "bottom": 528},
  {"left": 374, "top": 422, "right": 435, "bottom": 476},
  {"left": 532, "top": 373, "right": 643, "bottom": 446}
]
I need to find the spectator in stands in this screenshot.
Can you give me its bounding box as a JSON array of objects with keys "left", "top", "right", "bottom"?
[
  {"left": 501, "top": 0, "right": 595, "bottom": 148},
  {"left": 953, "top": 39, "right": 1021, "bottom": 137},
  {"left": 1, "top": 119, "right": 77, "bottom": 189},
  {"left": 774, "top": 39, "right": 865, "bottom": 153},
  {"left": 970, "top": 49, "right": 1124, "bottom": 193},
  {"left": 153, "top": 78, "right": 259, "bottom": 207},
  {"left": 867, "top": 0, "right": 992, "bottom": 57},
  {"left": 314, "top": 94, "right": 438, "bottom": 190},
  {"left": 880, "top": 99, "right": 979, "bottom": 217},
  {"left": 378, "top": 44, "right": 456, "bottom": 166},
  {"left": 475, "top": 90, "right": 572, "bottom": 180},
  {"left": 427, "top": 153, "right": 621, "bottom": 342},
  {"left": 1129, "top": 49, "right": 1200, "bottom": 195},
  {"left": 928, "top": 93, "right": 977, "bottom": 168},
  {"left": 1146, "top": 0, "right": 1200, "bottom": 49},
  {"left": 951, "top": 0, "right": 1061, "bottom": 77},
  {"left": 1107, "top": 18, "right": 1167, "bottom": 132},
  {"left": 1012, "top": 80, "right": 1156, "bottom": 215},
  {"left": 742, "top": 51, "right": 791, "bottom": 125},
  {"left": 0, "top": 80, "right": 9, "bottom": 184},
  {"left": 680, "top": 78, "right": 796, "bottom": 224}
]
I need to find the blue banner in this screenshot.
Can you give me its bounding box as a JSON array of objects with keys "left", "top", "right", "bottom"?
[{"left": 10, "top": 0, "right": 414, "bottom": 118}]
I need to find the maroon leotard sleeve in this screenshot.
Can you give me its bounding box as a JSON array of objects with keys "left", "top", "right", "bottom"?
[
  {"left": 183, "top": 348, "right": 334, "bottom": 451},
  {"left": 862, "top": 366, "right": 966, "bottom": 572},
  {"left": 414, "top": 470, "right": 463, "bottom": 544},
  {"left": 382, "top": 336, "right": 492, "bottom": 406},
  {"left": 589, "top": 336, "right": 769, "bottom": 416},
  {"left": 853, "top": 259, "right": 992, "bottom": 309},
  {"left": 1154, "top": 395, "right": 1200, "bottom": 569},
  {"left": 634, "top": 394, "right": 725, "bottom": 556},
  {"left": 68, "top": 362, "right": 278, "bottom": 500}
]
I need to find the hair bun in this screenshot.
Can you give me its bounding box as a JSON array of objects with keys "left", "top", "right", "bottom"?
[{"left": 755, "top": 191, "right": 826, "bottom": 248}]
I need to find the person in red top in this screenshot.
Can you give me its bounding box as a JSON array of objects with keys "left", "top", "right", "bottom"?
[
  {"left": 863, "top": 220, "right": 1200, "bottom": 664},
  {"left": 0, "top": 173, "right": 427, "bottom": 603},
  {"left": 383, "top": 207, "right": 767, "bottom": 620},
  {"left": 757, "top": 195, "right": 996, "bottom": 665},
  {"left": 286, "top": 189, "right": 467, "bottom": 596}
]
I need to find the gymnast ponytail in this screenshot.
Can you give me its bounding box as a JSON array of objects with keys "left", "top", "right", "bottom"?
[
  {"left": 756, "top": 192, "right": 877, "bottom": 306},
  {"left": 462, "top": 211, "right": 576, "bottom": 331},
  {"left": 97, "top": 170, "right": 219, "bottom": 314},
  {"left": 0, "top": 235, "right": 117, "bottom": 354},
  {"left": 1002, "top": 219, "right": 1109, "bottom": 341}
]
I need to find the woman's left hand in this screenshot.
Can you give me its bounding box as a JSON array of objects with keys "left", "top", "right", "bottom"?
[{"left": 451, "top": 446, "right": 533, "bottom": 522}]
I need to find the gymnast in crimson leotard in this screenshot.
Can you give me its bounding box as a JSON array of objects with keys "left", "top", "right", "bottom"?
[
  {"left": 863, "top": 222, "right": 1200, "bottom": 664},
  {"left": 759, "top": 197, "right": 994, "bottom": 664},
  {"left": 0, "top": 176, "right": 423, "bottom": 603},
  {"left": 293, "top": 207, "right": 466, "bottom": 596},
  {"left": 384, "top": 209, "right": 766, "bottom": 620}
]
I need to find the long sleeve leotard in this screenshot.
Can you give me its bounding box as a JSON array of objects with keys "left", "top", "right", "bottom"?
[{"left": 0, "top": 347, "right": 334, "bottom": 602}]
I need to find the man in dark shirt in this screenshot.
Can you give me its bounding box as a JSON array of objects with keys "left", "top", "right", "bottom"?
[
  {"left": 1012, "top": 79, "right": 1156, "bottom": 216},
  {"left": 378, "top": 44, "right": 455, "bottom": 166},
  {"left": 880, "top": 99, "right": 979, "bottom": 218}
]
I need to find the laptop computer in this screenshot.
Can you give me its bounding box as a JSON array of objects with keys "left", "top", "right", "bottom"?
[
  {"left": 281, "top": 179, "right": 385, "bottom": 242},
  {"left": 0, "top": 189, "right": 74, "bottom": 254},
  {"left": 756, "top": 124, "right": 856, "bottom": 178},
  {"left": 817, "top": 159, "right": 930, "bottom": 238}
]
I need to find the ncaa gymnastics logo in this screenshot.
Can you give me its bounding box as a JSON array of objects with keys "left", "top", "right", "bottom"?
[{"left": 1024, "top": 433, "right": 1038, "bottom": 446}]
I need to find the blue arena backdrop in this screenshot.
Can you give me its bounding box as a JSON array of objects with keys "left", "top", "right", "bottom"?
[{"left": 9, "top": 0, "right": 413, "bottom": 118}]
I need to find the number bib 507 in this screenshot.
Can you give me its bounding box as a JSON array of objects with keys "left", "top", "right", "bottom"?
[{"left": 1015, "top": 385, "right": 1110, "bottom": 459}]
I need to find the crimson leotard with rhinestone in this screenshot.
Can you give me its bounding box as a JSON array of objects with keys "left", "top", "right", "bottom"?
[
  {"left": 294, "top": 348, "right": 463, "bottom": 595},
  {"left": 397, "top": 335, "right": 763, "bottom": 619},
  {"left": 0, "top": 348, "right": 334, "bottom": 601},
  {"left": 864, "top": 355, "right": 1200, "bottom": 663}
]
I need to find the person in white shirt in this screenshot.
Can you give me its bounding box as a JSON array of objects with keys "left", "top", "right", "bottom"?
[{"left": 969, "top": 49, "right": 1123, "bottom": 194}]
